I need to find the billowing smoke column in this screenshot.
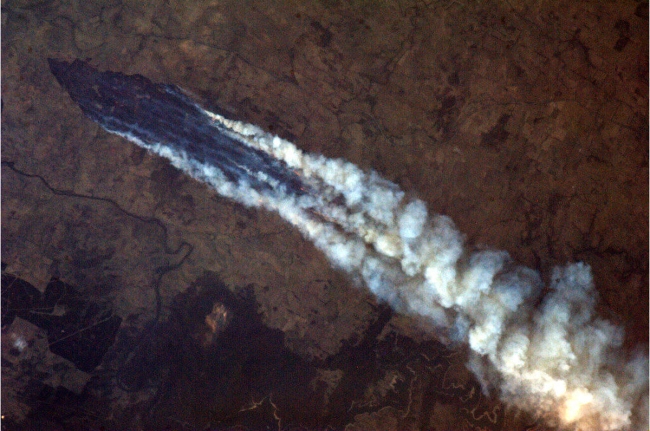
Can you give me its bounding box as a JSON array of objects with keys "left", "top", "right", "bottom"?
[{"left": 50, "top": 59, "right": 647, "bottom": 430}]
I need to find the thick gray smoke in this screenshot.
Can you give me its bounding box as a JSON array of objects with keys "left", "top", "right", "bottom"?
[{"left": 115, "top": 107, "right": 647, "bottom": 431}]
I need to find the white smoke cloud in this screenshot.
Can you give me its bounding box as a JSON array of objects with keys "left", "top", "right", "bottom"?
[{"left": 116, "top": 106, "right": 647, "bottom": 431}]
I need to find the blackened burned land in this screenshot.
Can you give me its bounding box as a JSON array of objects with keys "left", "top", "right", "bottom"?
[
  {"left": 108, "top": 273, "right": 420, "bottom": 429},
  {"left": 47, "top": 59, "right": 309, "bottom": 198},
  {"left": 1, "top": 267, "right": 121, "bottom": 372}
]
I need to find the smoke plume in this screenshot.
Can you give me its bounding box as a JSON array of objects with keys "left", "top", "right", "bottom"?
[{"left": 50, "top": 60, "right": 648, "bottom": 430}]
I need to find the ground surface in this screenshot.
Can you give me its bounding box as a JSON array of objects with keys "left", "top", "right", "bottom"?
[{"left": 1, "top": 0, "right": 648, "bottom": 430}]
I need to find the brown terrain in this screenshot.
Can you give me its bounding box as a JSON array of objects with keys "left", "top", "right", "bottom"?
[{"left": 1, "top": 0, "right": 647, "bottom": 430}]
